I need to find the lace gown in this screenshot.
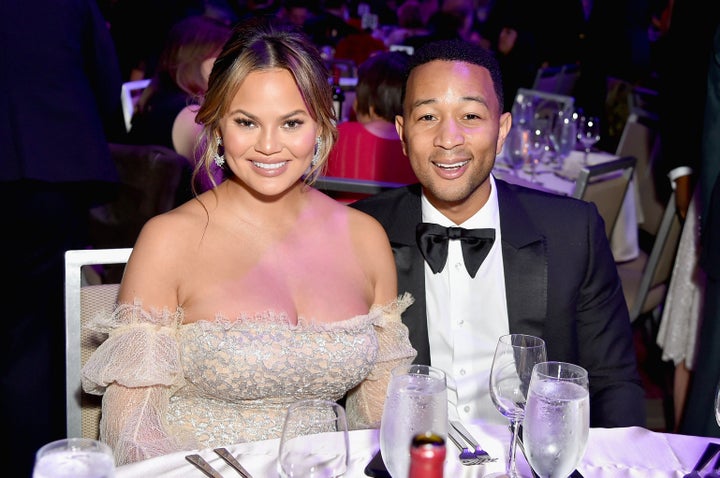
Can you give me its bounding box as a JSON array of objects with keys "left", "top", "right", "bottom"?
[{"left": 81, "top": 294, "right": 416, "bottom": 465}]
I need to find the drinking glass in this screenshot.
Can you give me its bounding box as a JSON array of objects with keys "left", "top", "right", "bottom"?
[
  {"left": 523, "top": 361, "right": 590, "bottom": 478},
  {"left": 549, "top": 109, "right": 578, "bottom": 170},
  {"left": 505, "top": 126, "right": 530, "bottom": 176},
  {"left": 489, "top": 334, "right": 547, "bottom": 478},
  {"left": 32, "top": 438, "right": 115, "bottom": 478},
  {"left": 715, "top": 381, "right": 720, "bottom": 427},
  {"left": 577, "top": 114, "right": 600, "bottom": 166},
  {"left": 525, "top": 126, "right": 547, "bottom": 184},
  {"left": 379, "top": 364, "right": 448, "bottom": 478},
  {"left": 277, "top": 399, "right": 350, "bottom": 477}
]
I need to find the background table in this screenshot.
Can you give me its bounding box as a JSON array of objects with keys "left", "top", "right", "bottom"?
[
  {"left": 116, "top": 421, "right": 719, "bottom": 477},
  {"left": 494, "top": 150, "right": 640, "bottom": 262}
]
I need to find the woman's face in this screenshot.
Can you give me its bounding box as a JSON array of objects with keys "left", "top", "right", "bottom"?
[{"left": 218, "top": 68, "right": 319, "bottom": 197}]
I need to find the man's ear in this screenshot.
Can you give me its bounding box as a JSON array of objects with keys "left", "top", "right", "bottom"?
[
  {"left": 395, "top": 115, "right": 407, "bottom": 156},
  {"left": 497, "top": 111, "right": 512, "bottom": 154}
]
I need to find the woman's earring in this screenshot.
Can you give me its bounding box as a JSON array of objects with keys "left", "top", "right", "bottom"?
[
  {"left": 214, "top": 137, "right": 225, "bottom": 167},
  {"left": 311, "top": 136, "right": 322, "bottom": 166}
]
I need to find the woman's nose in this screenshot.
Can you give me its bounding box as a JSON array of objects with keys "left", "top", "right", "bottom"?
[{"left": 255, "top": 129, "right": 282, "bottom": 155}]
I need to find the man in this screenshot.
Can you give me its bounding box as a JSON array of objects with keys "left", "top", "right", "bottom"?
[
  {"left": 0, "top": 0, "right": 122, "bottom": 474},
  {"left": 352, "top": 39, "right": 646, "bottom": 428}
]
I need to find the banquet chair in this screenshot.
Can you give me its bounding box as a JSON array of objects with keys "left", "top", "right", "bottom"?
[
  {"left": 315, "top": 175, "right": 406, "bottom": 204},
  {"left": 617, "top": 190, "right": 683, "bottom": 323},
  {"left": 572, "top": 155, "right": 637, "bottom": 240},
  {"left": 64, "top": 247, "right": 132, "bottom": 439},
  {"left": 531, "top": 63, "right": 581, "bottom": 96},
  {"left": 512, "top": 88, "right": 575, "bottom": 132},
  {"left": 615, "top": 113, "right": 664, "bottom": 242},
  {"left": 120, "top": 79, "right": 151, "bottom": 132},
  {"left": 89, "top": 143, "right": 190, "bottom": 264}
]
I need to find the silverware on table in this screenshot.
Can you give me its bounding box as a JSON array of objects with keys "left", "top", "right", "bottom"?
[
  {"left": 450, "top": 420, "right": 497, "bottom": 463},
  {"left": 683, "top": 442, "right": 720, "bottom": 478},
  {"left": 214, "top": 447, "right": 254, "bottom": 478},
  {"left": 705, "top": 449, "right": 720, "bottom": 478},
  {"left": 448, "top": 427, "right": 489, "bottom": 466},
  {"left": 185, "top": 454, "right": 224, "bottom": 478}
]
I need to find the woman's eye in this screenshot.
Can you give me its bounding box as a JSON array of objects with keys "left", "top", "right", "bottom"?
[
  {"left": 234, "top": 118, "right": 255, "bottom": 128},
  {"left": 284, "top": 119, "right": 304, "bottom": 129}
]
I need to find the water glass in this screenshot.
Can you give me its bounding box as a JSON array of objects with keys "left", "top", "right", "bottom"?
[
  {"left": 715, "top": 381, "right": 720, "bottom": 427},
  {"left": 379, "top": 364, "right": 448, "bottom": 478},
  {"left": 277, "top": 399, "right": 350, "bottom": 477},
  {"left": 32, "top": 438, "right": 115, "bottom": 478},
  {"left": 523, "top": 361, "right": 590, "bottom": 478}
]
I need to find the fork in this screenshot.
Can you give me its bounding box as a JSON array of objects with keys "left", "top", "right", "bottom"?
[
  {"left": 214, "top": 447, "right": 254, "bottom": 478},
  {"left": 450, "top": 420, "right": 496, "bottom": 463},
  {"left": 448, "top": 427, "right": 488, "bottom": 466}
]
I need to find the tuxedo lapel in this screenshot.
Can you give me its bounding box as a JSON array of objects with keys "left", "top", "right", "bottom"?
[
  {"left": 374, "top": 186, "right": 432, "bottom": 364},
  {"left": 496, "top": 180, "right": 548, "bottom": 337}
]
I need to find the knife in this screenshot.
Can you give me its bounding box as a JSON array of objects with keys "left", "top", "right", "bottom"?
[
  {"left": 214, "top": 447, "right": 254, "bottom": 478},
  {"left": 683, "top": 442, "right": 720, "bottom": 477},
  {"left": 186, "top": 454, "right": 224, "bottom": 478}
]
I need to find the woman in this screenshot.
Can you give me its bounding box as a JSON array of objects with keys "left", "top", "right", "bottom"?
[
  {"left": 127, "top": 15, "right": 231, "bottom": 162},
  {"left": 326, "top": 51, "right": 417, "bottom": 185},
  {"left": 82, "top": 17, "right": 416, "bottom": 465}
]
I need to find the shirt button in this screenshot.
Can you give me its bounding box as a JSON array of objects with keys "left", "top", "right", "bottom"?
[
  {"left": 460, "top": 369, "right": 466, "bottom": 376},
  {"left": 455, "top": 262, "right": 463, "bottom": 269},
  {"left": 458, "top": 319, "right": 464, "bottom": 325},
  {"left": 464, "top": 405, "right": 470, "bottom": 413}
]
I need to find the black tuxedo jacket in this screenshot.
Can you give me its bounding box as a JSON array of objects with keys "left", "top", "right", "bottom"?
[{"left": 352, "top": 179, "right": 646, "bottom": 428}]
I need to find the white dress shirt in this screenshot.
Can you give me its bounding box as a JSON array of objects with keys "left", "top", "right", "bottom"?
[{"left": 421, "top": 174, "right": 510, "bottom": 425}]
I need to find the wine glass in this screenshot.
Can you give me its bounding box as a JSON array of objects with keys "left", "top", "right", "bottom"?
[
  {"left": 489, "top": 334, "right": 547, "bottom": 478},
  {"left": 715, "top": 381, "right": 720, "bottom": 427},
  {"left": 523, "top": 361, "right": 590, "bottom": 478},
  {"left": 505, "top": 126, "right": 530, "bottom": 176},
  {"left": 277, "top": 399, "right": 350, "bottom": 477},
  {"left": 379, "top": 364, "right": 448, "bottom": 478},
  {"left": 577, "top": 114, "right": 601, "bottom": 166},
  {"left": 525, "top": 126, "right": 547, "bottom": 184},
  {"left": 548, "top": 109, "right": 578, "bottom": 170},
  {"left": 32, "top": 438, "right": 116, "bottom": 478}
]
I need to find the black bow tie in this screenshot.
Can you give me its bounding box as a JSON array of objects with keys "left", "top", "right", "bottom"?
[{"left": 416, "top": 223, "right": 496, "bottom": 278}]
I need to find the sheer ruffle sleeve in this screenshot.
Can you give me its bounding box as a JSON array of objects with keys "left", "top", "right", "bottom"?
[
  {"left": 346, "top": 293, "right": 417, "bottom": 429},
  {"left": 81, "top": 302, "right": 197, "bottom": 465}
]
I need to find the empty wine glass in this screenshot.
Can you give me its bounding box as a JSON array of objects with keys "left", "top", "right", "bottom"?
[
  {"left": 277, "top": 399, "right": 350, "bottom": 477},
  {"left": 715, "top": 381, "right": 720, "bottom": 427},
  {"left": 525, "top": 126, "right": 547, "bottom": 184},
  {"left": 523, "top": 361, "right": 590, "bottom": 478},
  {"left": 379, "top": 364, "right": 448, "bottom": 478},
  {"left": 577, "top": 114, "right": 600, "bottom": 166},
  {"left": 505, "top": 126, "right": 530, "bottom": 176},
  {"left": 548, "top": 109, "right": 578, "bottom": 170},
  {"left": 489, "top": 334, "right": 547, "bottom": 478}
]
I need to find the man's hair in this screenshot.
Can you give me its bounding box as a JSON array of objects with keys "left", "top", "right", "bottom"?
[{"left": 404, "top": 40, "right": 504, "bottom": 112}]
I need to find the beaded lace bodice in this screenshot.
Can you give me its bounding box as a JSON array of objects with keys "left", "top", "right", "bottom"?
[{"left": 82, "top": 294, "right": 416, "bottom": 465}]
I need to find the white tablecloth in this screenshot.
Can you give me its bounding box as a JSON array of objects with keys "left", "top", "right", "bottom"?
[
  {"left": 116, "top": 421, "right": 719, "bottom": 477},
  {"left": 494, "top": 150, "right": 640, "bottom": 262}
]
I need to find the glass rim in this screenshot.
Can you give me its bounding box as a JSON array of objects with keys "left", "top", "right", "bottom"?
[
  {"left": 532, "top": 360, "right": 588, "bottom": 380},
  {"left": 500, "top": 333, "right": 546, "bottom": 348},
  {"left": 390, "top": 363, "right": 446, "bottom": 380},
  {"left": 36, "top": 437, "right": 113, "bottom": 457}
]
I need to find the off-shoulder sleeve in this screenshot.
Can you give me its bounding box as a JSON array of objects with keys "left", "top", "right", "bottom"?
[
  {"left": 346, "top": 293, "right": 417, "bottom": 429},
  {"left": 81, "top": 302, "right": 197, "bottom": 465}
]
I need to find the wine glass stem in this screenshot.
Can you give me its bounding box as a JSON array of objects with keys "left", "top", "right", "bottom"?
[{"left": 508, "top": 418, "right": 521, "bottom": 476}]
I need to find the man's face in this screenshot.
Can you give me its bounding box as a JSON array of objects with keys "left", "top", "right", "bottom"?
[{"left": 396, "top": 60, "right": 511, "bottom": 222}]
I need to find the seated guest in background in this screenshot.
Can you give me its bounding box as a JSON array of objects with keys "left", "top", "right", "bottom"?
[
  {"left": 327, "top": 51, "right": 416, "bottom": 184},
  {"left": 127, "top": 15, "right": 231, "bottom": 162},
  {"left": 81, "top": 17, "right": 416, "bottom": 465},
  {"left": 351, "top": 39, "right": 646, "bottom": 428}
]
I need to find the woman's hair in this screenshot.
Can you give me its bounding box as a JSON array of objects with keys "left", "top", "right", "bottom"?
[
  {"left": 137, "top": 15, "right": 231, "bottom": 112},
  {"left": 195, "top": 16, "right": 338, "bottom": 190},
  {"left": 354, "top": 51, "right": 410, "bottom": 122}
]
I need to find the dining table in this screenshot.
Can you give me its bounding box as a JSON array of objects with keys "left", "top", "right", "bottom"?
[
  {"left": 493, "top": 148, "right": 640, "bottom": 263},
  {"left": 114, "top": 420, "right": 719, "bottom": 477}
]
